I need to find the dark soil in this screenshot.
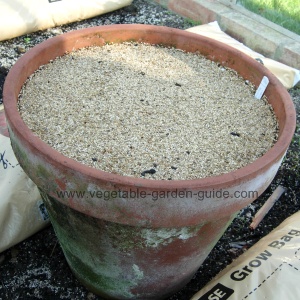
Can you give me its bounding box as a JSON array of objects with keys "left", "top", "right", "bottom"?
[{"left": 0, "top": 0, "right": 299, "bottom": 299}]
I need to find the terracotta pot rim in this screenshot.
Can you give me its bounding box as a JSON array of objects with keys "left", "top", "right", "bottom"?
[{"left": 3, "top": 24, "right": 296, "bottom": 190}]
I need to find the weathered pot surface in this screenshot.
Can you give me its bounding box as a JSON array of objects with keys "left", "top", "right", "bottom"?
[{"left": 3, "top": 25, "right": 296, "bottom": 299}]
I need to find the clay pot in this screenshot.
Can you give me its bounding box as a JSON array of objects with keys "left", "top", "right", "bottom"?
[{"left": 3, "top": 25, "right": 296, "bottom": 299}]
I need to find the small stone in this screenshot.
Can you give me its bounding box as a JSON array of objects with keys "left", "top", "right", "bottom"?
[
  {"left": 48, "top": 28, "right": 63, "bottom": 35},
  {"left": 141, "top": 169, "right": 156, "bottom": 176},
  {"left": 230, "top": 132, "right": 240, "bottom": 137},
  {"left": 171, "top": 166, "right": 177, "bottom": 170},
  {"left": 255, "top": 58, "right": 264, "bottom": 65},
  {"left": 175, "top": 82, "right": 182, "bottom": 87},
  {"left": 92, "top": 157, "right": 98, "bottom": 162},
  {"left": 16, "top": 46, "right": 26, "bottom": 54},
  {"left": 87, "top": 292, "right": 96, "bottom": 300},
  {"left": 104, "top": 20, "right": 112, "bottom": 25}
]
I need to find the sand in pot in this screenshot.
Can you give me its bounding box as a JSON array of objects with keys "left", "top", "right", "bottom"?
[{"left": 18, "top": 42, "right": 278, "bottom": 180}]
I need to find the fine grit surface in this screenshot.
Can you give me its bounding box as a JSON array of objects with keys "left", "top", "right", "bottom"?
[{"left": 18, "top": 42, "right": 278, "bottom": 180}]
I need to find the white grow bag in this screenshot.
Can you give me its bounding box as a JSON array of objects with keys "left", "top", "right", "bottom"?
[
  {"left": 191, "top": 211, "right": 300, "bottom": 300},
  {"left": 0, "top": 0, "right": 132, "bottom": 42}
]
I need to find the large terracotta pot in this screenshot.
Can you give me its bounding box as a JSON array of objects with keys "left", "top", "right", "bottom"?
[{"left": 3, "top": 25, "right": 296, "bottom": 299}]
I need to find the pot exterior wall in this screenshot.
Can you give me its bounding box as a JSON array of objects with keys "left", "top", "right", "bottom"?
[{"left": 41, "top": 190, "right": 234, "bottom": 299}]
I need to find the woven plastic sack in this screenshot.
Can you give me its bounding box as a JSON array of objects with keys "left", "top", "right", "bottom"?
[
  {"left": 0, "top": 105, "right": 49, "bottom": 253},
  {"left": 186, "top": 22, "right": 300, "bottom": 89},
  {"left": 0, "top": 0, "right": 132, "bottom": 42}
]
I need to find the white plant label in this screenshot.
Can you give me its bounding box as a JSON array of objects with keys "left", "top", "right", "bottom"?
[{"left": 255, "top": 76, "right": 269, "bottom": 99}]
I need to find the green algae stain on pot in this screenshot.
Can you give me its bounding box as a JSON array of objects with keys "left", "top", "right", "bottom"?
[
  {"left": 10, "top": 141, "right": 57, "bottom": 190},
  {"left": 141, "top": 224, "right": 204, "bottom": 248},
  {"left": 105, "top": 222, "right": 145, "bottom": 251},
  {"left": 132, "top": 264, "right": 144, "bottom": 281},
  {"left": 40, "top": 190, "right": 207, "bottom": 298},
  {"left": 10, "top": 140, "right": 30, "bottom": 171},
  {"left": 41, "top": 191, "right": 145, "bottom": 298},
  {"left": 63, "top": 244, "right": 144, "bottom": 299},
  {"left": 104, "top": 220, "right": 205, "bottom": 251},
  {"left": 35, "top": 164, "right": 52, "bottom": 180}
]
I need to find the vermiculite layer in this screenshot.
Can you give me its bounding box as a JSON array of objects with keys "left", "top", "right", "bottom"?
[{"left": 18, "top": 42, "right": 278, "bottom": 180}]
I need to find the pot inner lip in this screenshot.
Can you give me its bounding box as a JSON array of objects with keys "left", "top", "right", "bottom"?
[{"left": 3, "top": 24, "right": 296, "bottom": 189}]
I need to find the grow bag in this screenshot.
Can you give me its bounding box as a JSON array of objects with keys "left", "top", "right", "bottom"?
[
  {"left": 191, "top": 210, "right": 300, "bottom": 300},
  {"left": 0, "top": 0, "right": 132, "bottom": 41},
  {"left": 0, "top": 105, "right": 49, "bottom": 254},
  {"left": 187, "top": 22, "right": 300, "bottom": 89}
]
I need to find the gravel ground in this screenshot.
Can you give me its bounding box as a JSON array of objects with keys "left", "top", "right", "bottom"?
[{"left": 0, "top": 0, "right": 299, "bottom": 299}]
